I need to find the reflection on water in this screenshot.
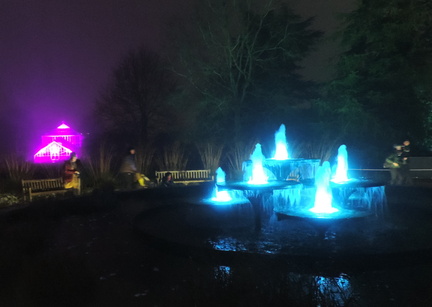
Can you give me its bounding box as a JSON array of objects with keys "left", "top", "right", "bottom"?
[
  {"left": 135, "top": 190, "right": 432, "bottom": 305},
  {"left": 213, "top": 266, "right": 232, "bottom": 287},
  {"left": 315, "top": 274, "right": 352, "bottom": 306},
  {"left": 211, "top": 265, "right": 354, "bottom": 305},
  {"left": 209, "top": 237, "right": 248, "bottom": 252}
]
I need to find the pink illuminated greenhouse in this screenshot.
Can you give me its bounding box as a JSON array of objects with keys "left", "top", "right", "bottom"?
[{"left": 34, "top": 123, "right": 84, "bottom": 163}]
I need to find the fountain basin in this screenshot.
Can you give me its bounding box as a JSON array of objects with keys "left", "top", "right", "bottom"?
[
  {"left": 134, "top": 185, "right": 432, "bottom": 274},
  {"left": 243, "top": 158, "right": 320, "bottom": 181},
  {"left": 330, "top": 179, "right": 387, "bottom": 189},
  {"left": 217, "top": 180, "right": 301, "bottom": 191},
  {"left": 276, "top": 208, "right": 373, "bottom": 220}
]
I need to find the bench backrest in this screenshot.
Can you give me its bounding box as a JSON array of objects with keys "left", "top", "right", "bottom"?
[
  {"left": 155, "top": 170, "right": 213, "bottom": 182},
  {"left": 22, "top": 178, "right": 65, "bottom": 193}
]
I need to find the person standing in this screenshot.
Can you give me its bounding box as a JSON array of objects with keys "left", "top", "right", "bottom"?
[
  {"left": 119, "top": 147, "right": 138, "bottom": 190},
  {"left": 400, "top": 140, "right": 413, "bottom": 185},
  {"left": 64, "top": 152, "right": 81, "bottom": 195},
  {"left": 384, "top": 146, "right": 403, "bottom": 185}
]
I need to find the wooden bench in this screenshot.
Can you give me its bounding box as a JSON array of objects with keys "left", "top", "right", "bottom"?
[
  {"left": 22, "top": 178, "right": 70, "bottom": 202},
  {"left": 155, "top": 170, "right": 214, "bottom": 186}
]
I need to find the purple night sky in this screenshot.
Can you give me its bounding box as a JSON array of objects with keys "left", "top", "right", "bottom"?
[{"left": 0, "top": 0, "right": 354, "bottom": 154}]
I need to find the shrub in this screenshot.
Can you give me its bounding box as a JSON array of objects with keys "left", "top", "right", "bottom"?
[
  {"left": 224, "top": 140, "right": 256, "bottom": 180},
  {"left": 196, "top": 142, "right": 224, "bottom": 173},
  {"left": 81, "top": 143, "right": 117, "bottom": 191},
  {"left": 155, "top": 141, "right": 189, "bottom": 171},
  {"left": 3, "top": 155, "right": 36, "bottom": 181},
  {"left": 0, "top": 193, "right": 20, "bottom": 207}
]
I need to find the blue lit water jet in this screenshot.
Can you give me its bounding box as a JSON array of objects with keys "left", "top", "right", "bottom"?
[
  {"left": 332, "top": 145, "right": 349, "bottom": 183},
  {"left": 273, "top": 124, "right": 289, "bottom": 160},
  {"left": 211, "top": 186, "right": 233, "bottom": 202},
  {"left": 243, "top": 124, "right": 320, "bottom": 181},
  {"left": 204, "top": 167, "right": 249, "bottom": 205},
  {"left": 310, "top": 161, "right": 339, "bottom": 214},
  {"left": 247, "top": 143, "right": 269, "bottom": 185},
  {"left": 216, "top": 167, "right": 226, "bottom": 184},
  {"left": 211, "top": 167, "right": 232, "bottom": 202}
]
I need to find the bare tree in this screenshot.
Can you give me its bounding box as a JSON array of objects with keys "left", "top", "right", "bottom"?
[
  {"left": 169, "top": 0, "right": 321, "bottom": 142},
  {"left": 95, "top": 49, "right": 177, "bottom": 149}
]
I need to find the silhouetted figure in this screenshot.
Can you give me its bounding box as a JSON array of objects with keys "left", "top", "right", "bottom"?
[
  {"left": 161, "top": 172, "right": 174, "bottom": 187},
  {"left": 400, "top": 140, "right": 413, "bottom": 185},
  {"left": 119, "top": 147, "right": 138, "bottom": 190},
  {"left": 384, "top": 146, "right": 404, "bottom": 185}
]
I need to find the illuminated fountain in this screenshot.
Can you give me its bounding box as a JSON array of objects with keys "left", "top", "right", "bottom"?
[
  {"left": 329, "top": 145, "right": 387, "bottom": 218},
  {"left": 216, "top": 129, "right": 386, "bottom": 228},
  {"left": 243, "top": 124, "right": 320, "bottom": 182},
  {"left": 129, "top": 126, "right": 432, "bottom": 302},
  {"left": 135, "top": 125, "right": 393, "bottom": 264},
  {"left": 240, "top": 126, "right": 385, "bottom": 221},
  {"left": 184, "top": 167, "right": 254, "bottom": 231},
  {"left": 202, "top": 167, "right": 249, "bottom": 205},
  {"left": 211, "top": 167, "right": 232, "bottom": 202},
  {"left": 217, "top": 143, "right": 302, "bottom": 231},
  {"left": 273, "top": 144, "right": 386, "bottom": 219}
]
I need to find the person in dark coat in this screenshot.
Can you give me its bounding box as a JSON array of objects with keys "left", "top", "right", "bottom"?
[
  {"left": 384, "top": 146, "right": 403, "bottom": 185},
  {"left": 119, "top": 147, "right": 138, "bottom": 190},
  {"left": 161, "top": 172, "right": 174, "bottom": 187},
  {"left": 400, "top": 140, "right": 413, "bottom": 185}
]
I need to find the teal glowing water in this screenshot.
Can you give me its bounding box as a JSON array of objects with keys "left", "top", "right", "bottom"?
[
  {"left": 311, "top": 161, "right": 338, "bottom": 214},
  {"left": 215, "top": 167, "right": 226, "bottom": 184},
  {"left": 247, "top": 143, "right": 269, "bottom": 184},
  {"left": 208, "top": 142, "right": 384, "bottom": 219},
  {"left": 211, "top": 186, "right": 233, "bottom": 202},
  {"left": 208, "top": 167, "right": 250, "bottom": 204},
  {"left": 273, "top": 124, "right": 289, "bottom": 160},
  {"left": 211, "top": 167, "right": 233, "bottom": 202},
  {"left": 332, "top": 144, "right": 349, "bottom": 183}
]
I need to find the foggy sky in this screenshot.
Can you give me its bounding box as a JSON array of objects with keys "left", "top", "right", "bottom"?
[{"left": 0, "top": 0, "right": 354, "bottom": 154}]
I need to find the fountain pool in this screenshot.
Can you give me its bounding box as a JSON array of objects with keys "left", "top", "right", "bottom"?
[{"left": 134, "top": 124, "right": 398, "bottom": 271}]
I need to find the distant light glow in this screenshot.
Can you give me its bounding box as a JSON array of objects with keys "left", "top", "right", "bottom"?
[
  {"left": 33, "top": 122, "right": 83, "bottom": 163},
  {"left": 248, "top": 143, "right": 269, "bottom": 184},
  {"left": 273, "top": 124, "right": 289, "bottom": 160},
  {"left": 310, "top": 161, "right": 338, "bottom": 214},
  {"left": 34, "top": 141, "right": 73, "bottom": 163},
  {"left": 57, "top": 123, "right": 70, "bottom": 129},
  {"left": 332, "top": 145, "right": 349, "bottom": 183}
]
